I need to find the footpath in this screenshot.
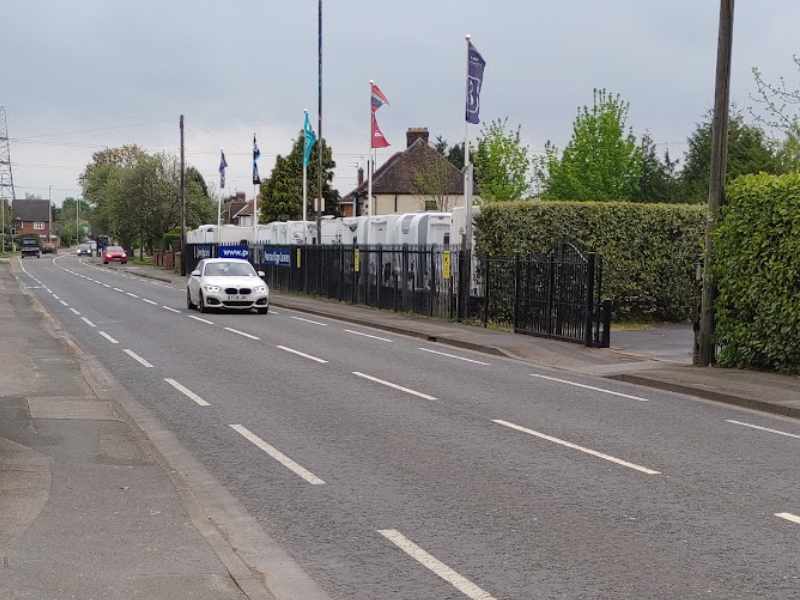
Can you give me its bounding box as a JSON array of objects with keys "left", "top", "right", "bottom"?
[
  {"left": 115, "top": 259, "right": 800, "bottom": 419},
  {"left": 0, "top": 259, "right": 251, "bottom": 599}
]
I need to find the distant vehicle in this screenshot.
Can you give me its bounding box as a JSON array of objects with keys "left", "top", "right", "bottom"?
[
  {"left": 19, "top": 236, "right": 41, "bottom": 259},
  {"left": 76, "top": 243, "right": 92, "bottom": 257},
  {"left": 102, "top": 245, "right": 128, "bottom": 264},
  {"left": 187, "top": 258, "right": 268, "bottom": 314},
  {"left": 41, "top": 241, "right": 57, "bottom": 254}
]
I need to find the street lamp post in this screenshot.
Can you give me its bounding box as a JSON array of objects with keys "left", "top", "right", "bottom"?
[{"left": 316, "top": 0, "right": 323, "bottom": 245}]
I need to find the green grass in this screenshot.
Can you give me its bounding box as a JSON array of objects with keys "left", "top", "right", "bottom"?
[
  {"left": 130, "top": 256, "right": 154, "bottom": 266},
  {"left": 611, "top": 321, "right": 656, "bottom": 332}
]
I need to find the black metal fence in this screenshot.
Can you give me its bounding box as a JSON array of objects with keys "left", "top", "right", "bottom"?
[{"left": 184, "top": 241, "right": 610, "bottom": 347}]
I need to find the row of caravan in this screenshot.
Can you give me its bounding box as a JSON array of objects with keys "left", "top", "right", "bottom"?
[{"left": 187, "top": 208, "right": 475, "bottom": 247}]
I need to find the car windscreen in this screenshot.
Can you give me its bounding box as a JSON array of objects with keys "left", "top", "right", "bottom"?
[
  {"left": 106, "top": 246, "right": 124, "bottom": 253},
  {"left": 203, "top": 262, "right": 256, "bottom": 277}
]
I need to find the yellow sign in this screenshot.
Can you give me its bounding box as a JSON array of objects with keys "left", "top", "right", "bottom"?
[
  {"left": 442, "top": 251, "right": 451, "bottom": 280},
  {"left": 296, "top": 248, "right": 302, "bottom": 269},
  {"left": 354, "top": 248, "right": 360, "bottom": 273}
]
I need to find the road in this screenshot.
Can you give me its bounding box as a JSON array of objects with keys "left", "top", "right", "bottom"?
[{"left": 14, "top": 254, "right": 800, "bottom": 599}]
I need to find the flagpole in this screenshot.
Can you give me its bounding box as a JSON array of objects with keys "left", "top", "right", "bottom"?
[
  {"left": 217, "top": 150, "right": 223, "bottom": 245},
  {"left": 464, "top": 34, "right": 473, "bottom": 254},
  {"left": 369, "top": 80, "right": 375, "bottom": 217}
]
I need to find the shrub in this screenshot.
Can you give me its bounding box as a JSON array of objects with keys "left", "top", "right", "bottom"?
[
  {"left": 474, "top": 201, "right": 706, "bottom": 321},
  {"left": 715, "top": 173, "right": 800, "bottom": 372}
]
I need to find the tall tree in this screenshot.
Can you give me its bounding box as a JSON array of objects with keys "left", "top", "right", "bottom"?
[
  {"left": 752, "top": 57, "right": 800, "bottom": 172},
  {"left": 259, "top": 132, "right": 338, "bottom": 223},
  {"left": 680, "top": 110, "right": 781, "bottom": 202},
  {"left": 636, "top": 133, "right": 681, "bottom": 202},
  {"left": 541, "top": 89, "right": 642, "bottom": 201},
  {"left": 473, "top": 118, "right": 531, "bottom": 201}
]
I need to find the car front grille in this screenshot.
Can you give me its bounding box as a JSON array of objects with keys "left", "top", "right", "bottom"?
[
  {"left": 225, "top": 288, "right": 238, "bottom": 295},
  {"left": 238, "top": 288, "right": 252, "bottom": 295},
  {"left": 223, "top": 301, "right": 253, "bottom": 307}
]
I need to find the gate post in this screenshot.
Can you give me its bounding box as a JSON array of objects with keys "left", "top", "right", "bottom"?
[
  {"left": 513, "top": 254, "right": 521, "bottom": 332},
  {"left": 482, "top": 256, "right": 490, "bottom": 328},
  {"left": 584, "top": 253, "right": 596, "bottom": 347}
]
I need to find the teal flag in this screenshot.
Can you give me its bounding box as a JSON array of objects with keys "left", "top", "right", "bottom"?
[{"left": 303, "top": 111, "right": 317, "bottom": 167}]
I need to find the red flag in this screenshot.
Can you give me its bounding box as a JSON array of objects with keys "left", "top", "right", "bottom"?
[
  {"left": 371, "top": 82, "right": 390, "bottom": 112},
  {"left": 371, "top": 113, "right": 390, "bottom": 148}
]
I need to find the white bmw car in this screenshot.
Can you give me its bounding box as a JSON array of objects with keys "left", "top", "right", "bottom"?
[{"left": 187, "top": 258, "right": 269, "bottom": 314}]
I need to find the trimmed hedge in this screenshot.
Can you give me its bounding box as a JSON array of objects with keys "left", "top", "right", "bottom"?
[
  {"left": 715, "top": 173, "right": 800, "bottom": 372},
  {"left": 474, "top": 201, "right": 706, "bottom": 321}
]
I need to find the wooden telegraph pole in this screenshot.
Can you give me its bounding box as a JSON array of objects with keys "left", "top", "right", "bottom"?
[{"left": 698, "top": 0, "right": 735, "bottom": 366}]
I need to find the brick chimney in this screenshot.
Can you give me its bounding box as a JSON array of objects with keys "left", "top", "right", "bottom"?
[{"left": 406, "top": 127, "right": 429, "bottom": 148}]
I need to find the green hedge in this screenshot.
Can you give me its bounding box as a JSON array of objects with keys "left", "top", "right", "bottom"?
[
  {"left": 715, "top": 173, "right": 800, "bottom": 372},
  {"left": 474, "top": 201, "right": 706, "bottom": 321}
]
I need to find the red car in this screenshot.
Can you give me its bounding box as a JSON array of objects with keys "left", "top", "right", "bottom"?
[{"left": 102, "top": 245, "right": 128, "bottom": 264}]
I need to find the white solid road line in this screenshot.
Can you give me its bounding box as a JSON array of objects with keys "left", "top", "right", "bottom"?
[
  {"left": 775, "top": 512, "right": 800, "bottom": 525},
  {"left": 141, "top": 298, "right": 158, "bottom": 305},
  {"left": 277, "top": 345, "right": 329, "bottom": 364},
  {"left": 378, "top": 529, "right": 498, "bottom": 600},
  {"left": 224, "top": 327, "right": 260, "bottom": 340},
  {"left": 291, "top": 316, "right": 329, "bottom": 327},
  {"left": 81, "top": 317, "right": 96, "bottom": 328},
  {"left": 725, "top": 419, "right": 800, "bottom": 441},
  {"left": 493, "top": 419, "right": 660, "bottom": 475},
  {"left": 418, "top": 347, "right": 490, "bottom": 366},
  {"left": 164, "top": 378, "right": 210, "bottom": 407},
  {"left": 229, "top": 424, "right": 325, "bottom": 485},
  {"left": 98, "top": 331, "right": 119, "bottom": 344},
  {"left": 352, "top": 371, "right": 438, "bottom": 401},
  {"left": 123, "top": 348, "right": 154, "bottom": 368},
  {"left": 531, "top": 374, "right": 650, "bottom": 402},
  {"left": 344, "top": 329, "right": 393, "bottom": 343},
  {"left": 69, "top": 308, "right": 81, "bottom": 315},
  {"left": 162, "top": 305, "right": 181, "bottom": 313},
  {"left": 188, "top": 315, "right": 214, "bottom": 325}
]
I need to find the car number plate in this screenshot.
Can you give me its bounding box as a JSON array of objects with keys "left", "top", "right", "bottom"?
[{"left": 227, "top": 295, "right": 246, "bottom": 301}]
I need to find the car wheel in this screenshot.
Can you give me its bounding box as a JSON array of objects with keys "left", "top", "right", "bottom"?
[
  {"left": 186, "top": 289, "right": 195, "bottom": 310},
  {"left": 198, "top": 292, "right": 208, "bottom": 313}
]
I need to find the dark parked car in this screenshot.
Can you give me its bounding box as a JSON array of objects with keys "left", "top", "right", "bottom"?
[
  {"left": 102, "top": 245, "right": 128, "bottom": 264},
  {"left": 19, "top": 236, "right": 41, "bottom": 259}
]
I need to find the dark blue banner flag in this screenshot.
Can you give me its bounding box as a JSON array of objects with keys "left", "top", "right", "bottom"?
[{"left": 465, "top": 40, "right": 486, "bottom": 124}]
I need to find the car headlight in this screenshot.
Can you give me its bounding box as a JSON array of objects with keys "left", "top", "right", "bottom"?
[
  {"left": 204, "top": 285, "right": 221, "bottom": 293},
  {"left": 255, "top": 286, "right": 267, "bottom": 294}
]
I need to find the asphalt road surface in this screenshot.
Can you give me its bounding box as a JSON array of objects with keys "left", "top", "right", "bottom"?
[{"left": 15, "top": 254, "right": 800, "bottom": 599}]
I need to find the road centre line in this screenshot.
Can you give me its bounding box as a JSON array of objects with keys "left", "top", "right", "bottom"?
[
  {"left": 378, "top": 529, "right": 498, "bottom": 600},
  {"left": 123, "top": 348, "right": 154, "bottom": 368},
  {"left": 188, "top": 315, "right": 214, "bottom": 325},
  {"left": 726, "top": 419, "right": 800, "bottom": 441},
  {"left": 126, "top": 292, "right": 139, "bottom": 298},
  {"left": 229, "top": 424, "right": 325, "bottom": 485},
  {"left": 59, "top": 300, "right": 69, "bottom": 306},
  {"left": 277, "top": 345, "right": 329, "bottom": 364},
  {"left": 164, "top": 378, "right": 210, "bottom": 407},
  {"left": 531, "top": 374, "right": 650, "bottom": 402},
  {"left": 290, "top": 316, "right": 329, "bottom": 327},
  {"left": 493, "top": 419, "right": 660, "bottom": 475},
  {"left": 162, "top": 305, "right": 181, "bottom": 313},
  {"left": 418, "top": 347, "right": 490, "bottom": 366},
  {"left": 102, "top": 283, "right": 111, "bottom": 288},
  {"left": 352, "top": 371, "right": 437, "bottom": 401},
  {"left": 98, "top": 331, "right": 119, "bottom": 344},
  {"left": 52, "top": 294, "right": 60, "bottom": 300},
  {"left": 344, "top": 329, "right": 393, "bottom": 342},
  {"left": 69, "top": 308, "right": 81, "bottom": 315},
  {"left": 775, "top": 512, "right": 800, "bottom": 525},
  {"left": 114, "top": 287, "right": 124, "bottom": 292},
  {"left": 141, "top": 298, "right": 158, "bottom": 305},
  {"left": 81, "top": 317, "right": 96, "bottom": 328},
  {"left": 224, "top": 327, "right": 260, "bottom": 340}
]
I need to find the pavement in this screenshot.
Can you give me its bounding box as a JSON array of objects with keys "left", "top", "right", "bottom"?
[
  {"left": 0, "top": 261, "right": 250, "bottom": 599},
  {"left": 5, "top": 252, "right": 799, "bottom": 599},
  {"left": 113, "top": 259, "right": 800, "bottom": 419}
]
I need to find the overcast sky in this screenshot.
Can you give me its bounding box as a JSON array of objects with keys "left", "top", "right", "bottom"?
[{"left": 3, "top": 1, "right": 799, "bottom": 205}]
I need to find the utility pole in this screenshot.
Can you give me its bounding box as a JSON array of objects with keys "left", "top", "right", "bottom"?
[
  {"left": 0, "top": 107, "right": 16, "bottom": 256},
  {"left": 48, "top": 185, "right": 52, "bottom": 248},
  {"left": 179, "top": 114, "right": 186, "bottom": 275},
  {"left": 316, "top": 0, "right": 323, "bottom": 245},
  {"left": 698, "top": 0, "right": 735, "bottom": 366}
]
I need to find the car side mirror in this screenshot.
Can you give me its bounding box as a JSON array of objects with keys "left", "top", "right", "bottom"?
[
  {"left": 257, "top": 270, "right": 265, "bottom": 278},
  {"left": 191, "top": 270, "right": 200, "bottom": 277}
]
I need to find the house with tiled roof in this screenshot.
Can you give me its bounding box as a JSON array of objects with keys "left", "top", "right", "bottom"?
[
  {"left": 12, "top": 198, "right": 52, "bottom": 241},
  {"left": 342, "top": 128, "right": 470, "bottom": 216}
]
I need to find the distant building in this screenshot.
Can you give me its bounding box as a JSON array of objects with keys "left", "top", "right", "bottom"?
[
  {"left": 222, "top": 192, "right": 247, "bottom": 225},
  {"left": 12, "top": 198, "right": 52, "bottom": 240},
  {"left": 232, "top": 199, "right": 256, "bottom": 227},
  {"left": 341, "top": 128, "right": 468, "bottom": 216}
]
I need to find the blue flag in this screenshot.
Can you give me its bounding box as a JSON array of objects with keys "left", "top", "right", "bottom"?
[
  {"left": 465, "top": 40, "right": 486, "bottom": 125},
  {"left": 303, "top": 111, "right": 317, "bottom": 167},
  {"left": 219, "top": 150, "right": 228, "bottom": 189},
  {"left": 252, "top": 134, "right": 261, "bottom": 185}
]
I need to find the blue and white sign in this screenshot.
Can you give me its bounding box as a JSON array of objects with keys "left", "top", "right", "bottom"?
[
  {"left": 264, "top": 246, "right": 291, "bottom": 267},
  {"left": 219, "top": 245, "right": 250, "bottom": 259}
]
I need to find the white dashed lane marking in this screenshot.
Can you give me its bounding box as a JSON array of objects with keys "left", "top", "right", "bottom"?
[
  {"left": 123, "top": 349, "right": 154, "bottom": 368},
  {"left": 164, "top": 378, "right": 210, "bottom": 407},
  {"left": 290, "top": 316, "right": 329, "bottom": 327},
  {"left": 229, "top": 424, "right": 325, "bottom": 485},
  {"left": 98, "top": 331, "right": 119, "bottom": 344},
  {"left": 531, "top": 374, "right": 650, "bottom": 403},
  {"left": 352, "top": 371, "right": 437, "bottom": 401},
  {"left": 276, "top": 345, "right": 328, "bottom": 364}
]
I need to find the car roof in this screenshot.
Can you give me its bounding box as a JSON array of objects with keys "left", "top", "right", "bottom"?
[{"left": 203, "top": 258, "right": 251, "bottom": 264}]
